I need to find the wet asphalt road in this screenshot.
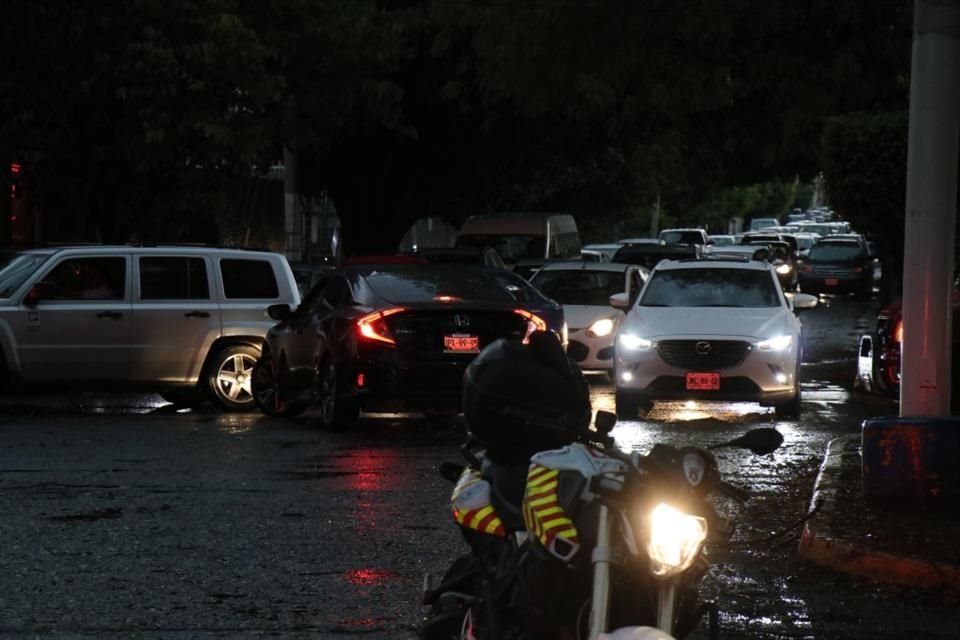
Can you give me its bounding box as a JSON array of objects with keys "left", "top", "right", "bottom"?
[{"left": 0, "top": 296, "right": 956, "bottom": 639}]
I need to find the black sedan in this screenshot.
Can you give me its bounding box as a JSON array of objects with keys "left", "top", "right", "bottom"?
[
  {"left": 250, "top": 263, "right": 565, "bottom": 428},
  {"left": 797, "top": 238, "right": 874, "bottom": 297}
]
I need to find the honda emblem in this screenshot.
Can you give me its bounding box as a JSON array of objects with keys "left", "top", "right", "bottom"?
[{"left": 454, "top": 314, "right": 471, "bottom": 328}]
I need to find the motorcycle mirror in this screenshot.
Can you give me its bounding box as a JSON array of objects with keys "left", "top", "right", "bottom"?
[
  {"left": 711, "top": 428, "right": 783, "bottom": 455},
  {"left": 595, "top": 410, "right": 617, "bottom": 436}
]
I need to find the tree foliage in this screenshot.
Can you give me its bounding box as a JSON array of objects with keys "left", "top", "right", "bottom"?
[
  {"left": 1, "top": 0, "right": 915, "bottom": 251},
  {"left": 821, "top": 111, "right": 908, "bottom": 301}
]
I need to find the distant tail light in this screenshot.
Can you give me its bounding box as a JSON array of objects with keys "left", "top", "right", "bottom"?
[
  {"left": 894, "top": 318, "right": 903, "bottom": 343},
  {"left": 801, "top": 265, "right": 814, "bottom": 273},
  {"left": 514, "top": 309, "right": 547, "bottom": 344},
  {"left": 357, "top": 307, "right": 406, "bottom": 345}
]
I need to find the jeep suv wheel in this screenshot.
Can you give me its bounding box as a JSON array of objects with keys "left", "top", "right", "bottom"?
[{"left": 207, "top": 345, "right": 259, "bottom": 412}]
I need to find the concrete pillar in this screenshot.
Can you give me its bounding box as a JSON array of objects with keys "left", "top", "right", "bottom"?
[{"left": 900, "top": 0, "right": 960, "bottom": 416}]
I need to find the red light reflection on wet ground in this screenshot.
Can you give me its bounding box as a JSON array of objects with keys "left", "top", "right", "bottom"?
[{"left": 342, "top": 568, "right": 403, "bottom": 586}]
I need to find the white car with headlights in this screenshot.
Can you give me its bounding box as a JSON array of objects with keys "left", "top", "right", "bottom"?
[
  {"left": 610, "top": 257, "right": 818, "bottom": 418},
  {"left": 529, "top": 261, "right": 647, "bottom": 374}
]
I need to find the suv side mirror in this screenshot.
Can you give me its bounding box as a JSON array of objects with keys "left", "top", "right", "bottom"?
[
  {"left": 267, "top": 303, "right": 293, "bottom": 322},
  {"left": 609, "top": 292, "right": 630, "bottom": 310},
  {"left": 792, "top": 293, "right": 818, "bottom": 312}
]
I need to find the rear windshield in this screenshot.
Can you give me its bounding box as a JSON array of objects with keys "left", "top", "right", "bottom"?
[
  {"left": 530, "top": 269, "right": 624, "bottom": 306},
  {"left": 639, "top": 268, "right": 780, "bottom": 308},
  {"left": 659, "top": 230, "right": 704, "bottom": 245},
  {"left": 808, "top": 244, "right": 865, "bottom": 262},
  {"left": 363, "top": 266, "right": 533, "bottom": 305}
]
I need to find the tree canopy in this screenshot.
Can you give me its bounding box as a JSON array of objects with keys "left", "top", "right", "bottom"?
[{"left": 1, "top": 0, "right": 913, "bottom": 252}]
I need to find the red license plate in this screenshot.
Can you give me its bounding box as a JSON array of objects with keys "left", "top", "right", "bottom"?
[
  {"left": 444, "top": 334, "right": 480, "bottom": 353},
  {"left": 824, "top": 278, "right": 839, "bottom": 286},
  {"left": 686, "top": 372, "right": 720, "bottom": 391}
]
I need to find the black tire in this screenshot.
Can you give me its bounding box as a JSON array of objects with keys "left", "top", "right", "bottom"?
[
  {"left": 251, "top": 354, "right": 308, "bottom": 418},
  {"left": 316, "top": 359, "right": 359, "bottom": 430},
  {"left": 775, "top": 365, "right": 802, "bottom": 418},
  {"left": 205, "top": 344, "right": 260, "bottom": 412},
  {"left": 418, "top": 555, "right": 481, "bottom": 640}
]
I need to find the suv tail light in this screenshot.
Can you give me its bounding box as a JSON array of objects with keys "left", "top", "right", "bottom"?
[
  {"left": 513, "top": 309, "right": 547, "bottom": 344},
  {"left": 357, "top": 307, "right": 406, "bottom": 345}
]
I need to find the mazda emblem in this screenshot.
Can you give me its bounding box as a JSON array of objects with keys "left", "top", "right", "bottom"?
[
  {"left": 454, "top": 314, "right": 471, "bottom": 328},
  {"left": 695, "top": 341, "right": 712, "bottom": 355}
]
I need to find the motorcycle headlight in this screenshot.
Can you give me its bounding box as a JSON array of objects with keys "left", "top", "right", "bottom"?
[
  {"left": 646, "top": 503, "right": 708, "bottom": 578},
  {"left": 619, "top": 333, "right": 652, "bottom": 350},
  {"left": 587, "top": 317, "right": 616, "bottom": 338},
  {"left": 756, "top": 335, "right": 793, "bottom": 351},
  {"left": 776, "top": 263, "right": 792, "bottom": 275}
]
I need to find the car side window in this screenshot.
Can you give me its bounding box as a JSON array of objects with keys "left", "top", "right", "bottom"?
[
  {"left": 39, "top": 257, "right": 126, "bottom": 300},
  {"left": 220, "top": 259, "right": 279, "bottom": 299},
  {"left": 139, "top": 257, "right": 210, "bottom": 300}
]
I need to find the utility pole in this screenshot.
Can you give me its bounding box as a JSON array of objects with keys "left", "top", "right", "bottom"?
[{"left": 900, "top": 0, "right": 960, "bottom": 416}]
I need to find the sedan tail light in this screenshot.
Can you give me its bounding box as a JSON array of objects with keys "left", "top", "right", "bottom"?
[
  {"left": 513, "top": 309, "right": 547, "bottom": 344},
  {"left": 356, "top": 307, "right": 406, "bottom": 346}
]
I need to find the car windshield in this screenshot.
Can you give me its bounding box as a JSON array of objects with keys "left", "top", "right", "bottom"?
[
  {"left": 530, "top": 269, "right": 624, "bottom": 306},
  {"left": 808, "top": 244, "right": 865, "bottom": 262},
  {"left": 454, "top": 234, "right": 545, "bottom": 262},
  {"left": 639, "top": 268, "right": 780, "bottom": 308},
  {"left": 0, "top": 253, "right": 52, "bottom": 298}
]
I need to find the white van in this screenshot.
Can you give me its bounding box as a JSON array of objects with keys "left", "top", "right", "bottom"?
[{"left": 453, "top": 214, "right": 581, "bottom": 265}]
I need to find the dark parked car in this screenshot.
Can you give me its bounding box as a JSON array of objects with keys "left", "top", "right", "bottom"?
[
  {"left": 857, "top": 291, "right": 960, "bottom": 404},
  {"left": 797, "top": 238, "right": 874, "bottom": 297},
  {"left": 611, "top": 243, "right": 700, "bottom": 270},
  {"left": 408, "top": 246, "right": 507, "bottom": 269},
  {"left": 250, "top": 264, "right": 564, "bottom": 428}
]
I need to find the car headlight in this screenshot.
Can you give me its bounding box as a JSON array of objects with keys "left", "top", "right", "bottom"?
[
  {"left": 618, "top": 333, "right": 652, "bottom": 350},
  {"left": 756, "top": 335, "right": 793, "bottom": 351},
  {"left": 587, "top": 317, "right": 616, "bottom": 338},
  {"left": 646, "top": 502, "right": 708, "bottom": 577},
  {"left": 776, "top": 263, "right": 792, "bottom": 275}
]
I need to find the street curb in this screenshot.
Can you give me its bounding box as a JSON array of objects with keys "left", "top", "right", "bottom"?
[{"left": 798, "top": 435, "right": 960, "bottom": 591}]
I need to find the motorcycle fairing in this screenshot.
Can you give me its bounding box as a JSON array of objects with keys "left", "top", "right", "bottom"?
[
  {"left": 522, "top": 464, "right": 581, "bottom": 561},
  {"left": 450, "top": 467, "right": 506, "bottom": 537}
]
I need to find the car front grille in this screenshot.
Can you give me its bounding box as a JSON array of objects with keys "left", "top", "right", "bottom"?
[{"left": 656, "top": 340, "right": 751, "bottom": 370}]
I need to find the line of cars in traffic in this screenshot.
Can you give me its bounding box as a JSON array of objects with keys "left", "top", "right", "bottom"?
[{"left": 0, "top": 209, "right": 871, "bottom": 424}]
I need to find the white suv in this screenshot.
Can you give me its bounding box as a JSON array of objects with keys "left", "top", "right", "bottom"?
[
  {"left": 611, "top": 257, "right": 817, "bottom": 419},
  {"left": 0, "top": 245, "right": 301, "bottom": 411}
]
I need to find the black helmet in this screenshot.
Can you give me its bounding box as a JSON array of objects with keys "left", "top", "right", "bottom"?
[{"left": 462, "top": 330, "right": 592, "bottom": 461}]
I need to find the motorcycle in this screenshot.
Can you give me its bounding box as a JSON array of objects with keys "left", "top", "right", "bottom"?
[{"left": 418, "top": 410, "right": 783, "bottom": 640}]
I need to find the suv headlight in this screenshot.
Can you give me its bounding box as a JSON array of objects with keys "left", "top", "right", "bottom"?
[
  {"left": 756, "top": 335, "right": 793, "bottom": 351},
  {"left": 646, "top": 503, "right": 708, "bottom": 577},
  {"left": 619, "top": 333, "right": 652, "bottom": 350},
  {"left": 587, "top": 317, "right": 616, "bottom": 338}
]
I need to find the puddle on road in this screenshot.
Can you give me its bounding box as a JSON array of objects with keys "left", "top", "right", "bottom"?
[{"left": 342, "top": 568, "right": 403, "bottom": 586}]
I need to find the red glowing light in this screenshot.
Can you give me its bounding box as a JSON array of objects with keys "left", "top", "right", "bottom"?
[
  {"left": 433, "top": 295, "right": 461, "bottom": 302},
  {"left": 356, "top": 307, "right": 405, "bottom": 345},
  {"left": 10, "top": 163, "right": 21, "bottom": 175},
  {"left": 513, "top": 309, "right": 547, "bottom": 344},
  {"left": 356, "top": 373, "right": 365, "bottom": 387}
]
